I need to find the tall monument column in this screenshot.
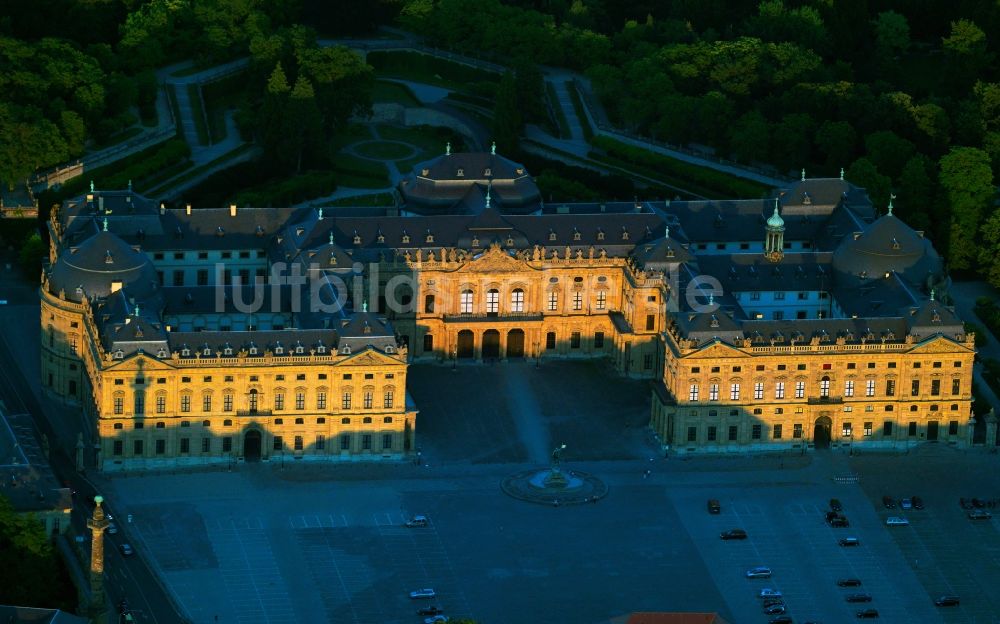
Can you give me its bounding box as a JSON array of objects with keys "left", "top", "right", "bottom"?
[{"left": 87, "top": 495, "right": 110, "bottom": 622}]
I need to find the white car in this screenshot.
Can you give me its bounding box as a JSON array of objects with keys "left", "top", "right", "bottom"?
[
  {"left": 758, "top": 588, "right": 783, "bottom": 599},
  {"left": 106, "top": 522, "right": 118, "bottom": 535},
  {"left": 746, "top": 566, "right": 772, "bottom": 579},
  {"left": 424, "top": 617, "right": 448, "bottom": 624},
  {"left": 885, "top": 516, "right": 910, "bottom": 526},
  {"left": 405, "top": 515, "right": 429, "bottom": 528},
  {"left": 410, "top": 589, "right": 436, "bottom": 599}
]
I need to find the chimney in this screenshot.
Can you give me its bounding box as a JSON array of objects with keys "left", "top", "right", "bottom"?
[
  {"left": 159, "top": 202, "right": 165, "bottom": 215},
  {"left": 230, "top": 204, "right": 237, "bottom": 217},
  {"left": 98, "top": 196, "right": 104, "bottom": 212},
  {"left": 185, "top": 203, "right": 192, "bottom": 215}
]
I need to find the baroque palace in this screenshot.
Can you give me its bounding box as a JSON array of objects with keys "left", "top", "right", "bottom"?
[{"left": 40, "top": 148, "right": 975, "bottom": 471}]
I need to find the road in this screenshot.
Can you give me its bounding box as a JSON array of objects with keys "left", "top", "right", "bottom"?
[{"left": 0, "top": 269, "right": 188, "bottom": 624}]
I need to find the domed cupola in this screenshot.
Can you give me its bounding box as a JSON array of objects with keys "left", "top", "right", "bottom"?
[
  {"left": 48, "top": 221, "right": 158, "bottom": 302},
  {"left": 764, "top": 199, "right": 785, "bottom": 262}
]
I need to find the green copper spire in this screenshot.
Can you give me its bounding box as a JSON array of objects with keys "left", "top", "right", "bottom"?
[
  {"left": 840, "top": 167, "right": 845, "bottom": 180},
  {"left": 491, "top": 141, "right": 496, "bottom": 155},
  {"left": 888, "top": 194, "right": 895, "bottom": 216},
  {"left": 801, "top": 168, "right": 806, "bottom": 181},
  {"left": 90, "top": 180, "right": 95, "bottom": 193},
  {"left": 102, "top": 217, "right": 108, "bottom": 231},
  {"left": 446, "top": 142, "right": 451, "bottom": 156}
]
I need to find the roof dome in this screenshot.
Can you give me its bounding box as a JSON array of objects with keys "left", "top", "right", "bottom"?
[
  {"left": 48, "top": 230, "right": 158, "bottom": 303},
  {"left": 832, "top": 214, "right": 942, "bottom": 283},
  {"left": 766, "top": 205, "right": 785, "bottom": 229}
]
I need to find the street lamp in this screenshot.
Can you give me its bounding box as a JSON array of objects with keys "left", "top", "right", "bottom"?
[{"left": 452, "top": 345, "right": 457, "bottom": 371}]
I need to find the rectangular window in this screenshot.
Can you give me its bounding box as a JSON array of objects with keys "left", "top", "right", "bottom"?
[
  {"left": 754, "top": 383, "right": 764, "bottom": 400},
  {"left": 362, "top": 434, "right": 372, "bottom": 450},
  {"left": 180, "top": 438, "right": 190, "bottom": 453},
  {"left": 364, "top": 391, "right": 373, "bottom": 409},
  {"left": 486, "top": 290, "right": 499, "bottom": 314},
  {"left": 424, "top": 294, "right": 435, "bottom": 313},
  {"left": 133, "top": 440, "right": 143, "bottom": 456},
  {"left": 931, "top": 379, "right": 941, "bottom": 396},
  {"left": 294, "top": 436, "right": 303, "bottom": 451},
  {"left": 595, "top": 291, "right": 607, "bottom": 310},
  {"left": 571, "top": 332, "right": 581, "bottom": 348},
  {"left": 197, "top": 269, "right": 208, "bottom": 286},
  {"left": 774, "top": 382, "right": 785, "bottom": 399},
  {"left": 773, "top": 424, "right": 782, "bottom": 439},
  {"left": 645, "top": 314, "right": 654, "bottom": 330},
  {"left": 134, "top": 395, "right": 144, "bottom": 415},
  {"left": 911, "top": 379, "right": 920, "bottom": 396},
  {"left": 547, "top": 291, "right": 558, "bottom": 311},
  {"left": 573, "top": 292, "right": 583, "bottom": 311},
  {"left": 273, "top": 435, "right": 283, "bottom": 451},
  {"left": 114, "top": 397, "right": 123, "bottom": 415},
  {"left": 274, "top": 394, "right": 283, "bottom": 411},
  {"left": 222, "top": 437, "right": 232, "bottom": 452},
  {"left": 154, "top": 439, "right": 167, "bottom": 455},
  {"left": 882, "top": 421, "right": 893, "bottom": 436},
  {"left": 423, "top": 334, "right": 433, "bottom": 353},
  {"left": 460, "top": 291, "right": 474, "bottom": 314},
  {"left": 317, "top": 392, "right": 327, "bottom": 410},
  {"left": 952, "top": 378, "right": 961, "bottom": 395},
  {"left": 728, "top": 425, "right": 738, "bottom": 441},
  {"left": 844, "top": 380, "right": 854, "bottom": 397},
  {"left": 709, "top": 384, "right": 719, "bottom": 401},
  {"left": 223, "top": 394, "right": 233, "bottom": 411},
  {"left": 886, "top": 379, "right": 896, "bottom": 396},
  {"left": 707, "top": 426, "right": 717, "bottom": 441},
  {"left": 340, "top": 434, "right": 350, "bottom": 450},
  {"left": 866, "top": 379, "right": 875, "bottom": 397},
  {"left": 173, "top": 270, "right": 184, "bottom": 286},
  {"left": 793, "top": 423, "right": 802, "bottom": 439},
  {"left": 316, "top": 434, "right": 325, "bottom": 450},
  {"left": 730, "top": 383, "right": 740, "bottom": 400},
  {"left": 382, "top": 434, "right": 393, "bottom": 450},
  {"left": 863, "top": 422, "right": 873, "bottom": 436},
  {"left": 384, "top": 391, "right": 394, "bottom": 408},
  {"left": 949, "top": 420, "right": 959, "bottom": 436},
  {"left": 689, "top": 384, "right": 699, "bottom": 401},
  {"left": 643, "top": 354, "right": 654, "bottom": 370},
  {"left": 908, "top": 421, "right": 917, "bottom": 436},
  {"left": 594, "top": 331, "right": 604, "bottom": 348},
  {"left": 511, "top": 289, "right": 524, "bottom": 312},
  {"left": 201, "top": 438, "right": 211, "bottom": 453},
  {"left": 774, "top": 291, "right": 785, "bottom": 300},
  {"left": 687, "top": 426, "right": 697, "bottom": 442},
  {"left": 181, "top": 395, "right": 190, "bottom": 412},
  {"left": 546, "top": 332, "right": 556, "bottom": 349},
  {"left": 795, "top": 381, "right": 805, "bottom": 399},
  {"left": 842, "top": 422, "right": 853, "bottom": 436},
  {"left": 751, "top": 424, "right": 762, "bottom": 440},
  {"left": 113, "top": 440, "right": 123, "bottom": 456},
  {"left": 342, "top": 392, "right": 351, "bottom": 409},
  {"left": 296, "top": 392, "right": 305, "bottom": 410}
]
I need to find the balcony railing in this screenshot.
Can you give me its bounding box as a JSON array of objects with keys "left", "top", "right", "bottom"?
[
  {"left": 442, "top": 312, "right": 544, "bottom": 323},
  {"left": 236, "top": 409, "right": 273, "bottom": 417}
]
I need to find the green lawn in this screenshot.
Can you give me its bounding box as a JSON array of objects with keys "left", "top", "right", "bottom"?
[
  {"left": 373, "top": 80, "right": 421, "bottom": 107},
  {"left": 331, "top": 154, "right": 390, "bottom": 189}
]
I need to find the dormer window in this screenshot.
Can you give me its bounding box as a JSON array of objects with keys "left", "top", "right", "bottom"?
[
  {"left": 666, "top": 248, "right": 675, "bottom": 258},
  {"left": 597, "top": 230, "right": 605, "bottom": 241},
  {"left": 386, "top": 345, "right": 396, "bottom": 353},
  {"left": 353, "top": 231, "right": 361, "bottom": 245},
  {"left": 505, "top": 237, "right": 514, "bottom": 246},
  {"left": 223, "top": 346, "right": 233, "bottom": 356},
  {"left": 76, "top": 286, "right": 84, "bottom": 296},
  {"left": 425, "top": 231, "right": 434, "bottom": 243},
  {"left": 932, "top": 310, "right": 941, "bottom": 323},
  {"left": 249, "top": 346, "right": 258, "bottom": 355},
  {"left": 402, "top": 232, "right": 410, "bottom": 244},
  {"left": 341, "top": 345, "right": 351, "bottom": 355},
  {"left": 157, "top": 349, "right": 168, "bottom": 358},
  {"left": 710, "top": 315, "right": 720, "bottom": 328},
  {"left": 181, "top": 347, "right": 191, "bottom": 357},
  {"left": 255, "top": 225, "right": 264, "bottom": 237},
  {"left": 421, "top": 168, "right": 430, "bottom": 176},
  {"left": 516, "top": 168, "right": 524, "bottom": 175},
  {"left": 621, "top": 228, "right": 629, "bottom": 240},
  {"left": 802, "top": 192, "right": 811, "bottom": 205},
  {"left": 573, "top": 229, "right": 581, "bottom": 241},
  {"left": 105, "top": 251, "right": 114, "bottom": 264},
  {"left": 295, "top": 345, "right": 304, "bottom": 354},
  {"left": 891, "top": 238, "right": 900, "bottom": 250},
  {"left": 202, "top": 347, "right": 212, "bottom": 356},
  {"left": 216, "top": 226, "right": 224, "bottom": 237},
  {"left": 377, "top": 232, "right": 385, "bottom": 243},
  {"left": 274, "top": 345, "right": 284, "bottom": 355},
  {"left": 549, "top": 231, "right": 557, "bottom": 241},
  {"left": 114, "top": 350, "right": 124, "bottom": 359},
  {"left": 484, "top": 167, "right": 492, "bottom": 176},
  {"left": 317, "top": 345, "right": 326, "bottom": 354},
  {"left": 472, "top": 236, "right": 479, "bottom": 247},
  {"left": 456, "top": 168, "right": 464, "bottom": 177}
]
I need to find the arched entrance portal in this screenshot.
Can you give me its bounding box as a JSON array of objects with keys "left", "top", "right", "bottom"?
[
  {"left": 457, "top": 330, "right": 474, "bottom": 359},
  {"left": 813, "top": 415, "right": 832, "bottom": 449},
  {"left": 244, "top": 430, "right": 262, "bottom": 462},
  {"left": 507, "top": 329, "right": 525, "bottom": 358},
  {"left": 482, "top": 330, "right": 501, "bottom": 359}
]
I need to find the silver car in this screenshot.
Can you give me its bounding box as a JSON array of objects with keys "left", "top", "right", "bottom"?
[
  {"left": 746, "top": 566, "right": 773, "bottom": 579},
  {"left": 409, "top": 589, "right": 436, "bottom": 599}
]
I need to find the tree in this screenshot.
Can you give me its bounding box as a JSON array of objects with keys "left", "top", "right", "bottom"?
[
  {"left": 979, "top": 212, "right": 1000, "bottom": 287},
  {"left": 0, "top": 494, "right": 74, "bottom": 609},
  {"left": 17, "top": 232, "right": 46, "bottom": 277},
  {"left": 512, "top": 60, "right": 546, "bottom": 125},
  {"left": 897, "top": 155, "right": 934, "bottom": 231},
  {"left": 939, "top": 147, "right": 994, "bottom": 269},
  {"left": 770, "top": 113, "right": 814, "bottom": 173},
  {"left": 284, "top": 76, "right": 323, "bottom": 173},
  {"left": 258, "top": 62, "right": 290, "bottom": 163},
  {"left": 492, "top": 71, "right": 522, "bottom": 152},
  {"left": 846, "top": 157, "right": 891, "bottom": 213},
  {"left": 729, "top": 110, "right": 769, "bottom": 163},
  {"left": 864, "top": 130, "right": 915, "bottom": 179},
  {"left": 873, "top": 11, "right": 909, "bottom": 59},
  {"left": 814, "top": 120, "right": 856, "bottom": 171},
  {"left": 942, "top": 19, "right": 991, "bottom": 89}
]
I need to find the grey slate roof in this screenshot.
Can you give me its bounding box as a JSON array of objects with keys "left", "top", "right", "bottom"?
[{"left": 48, "top": 229, "right": 159, "bottom": 303}]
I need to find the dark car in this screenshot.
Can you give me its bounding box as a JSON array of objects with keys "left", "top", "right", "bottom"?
[
  {"left": 417, "top": 606, "right": 444, "bottom": 616},
  {"left": 839, "top": 537, "right": 860, "bottom": 547},
  {"left": 960, "top": 498, "right": 974, "bottom": 510},
  {"left": 830, "top": 516, "right": 850, "bottom": 528},
  {"left": 764, "top": 604, "right": 787, "bottom": 615},
  {"left": 882, "top": 495, "right": 896, "bottom": 509},
  {"left": 846, "top": 593, "right": 873, "bottom": 603},
  {"left": 825, "top": 510, "right": 839, "bottom": 521},
  {"left": 934, "top": 596, "right": 960, "bottom": 607},
  {"left": 837, "top": 578, "right": 863, "bottom": 587},
  {"left": 762, "top": 598, "right": 785, "bottom": 609},
  {"left": 720, "top": 529, "right": 748, "bottom": 540},
  {"left": 972, "top": 498, "right": 986, "bottom": 508},
  {"left": 856, "top": 609, "right": 879, "bottom": 618},
  {"left": 969, "top": 509, "right": 993, "bottom": 520},
  {"left": 769, "top": 616, "right": 793, "bottom": 624},
  {"left": 912, "top": 496, "right": 924, "bottom": 510},
  {"left": 708, "top": 499, "right": 721, "bottom": 514},
  {"left": 830, "top": 498, "right": 843, "bottom": 512}
]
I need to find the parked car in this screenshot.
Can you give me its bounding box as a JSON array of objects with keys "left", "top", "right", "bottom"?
[
  {"left": 846, "top": 593, "right": 873, "bottom": 603},
  {"left": 417, "top": 606, "right": 444, "bottom": 616},
  {"left": 882, "top": 495, "right": 896, "bottom": 509},
  {"left": 934, "top": 595, "right": 960, "bottom": 607},
  {"left": 405, "top": 516, "right": 429, "bottom": 528},
  {"left": 769, "top": 616, "right": 793, "bottom": 624},
  {"left": 856, "top": 608, "right": 880, "bottom": 618},
  {"left": 960, "top": 498, "right": 974, "bottom": 510},
  {"left": 830, "top": 498, "right": 843, "bottom": 511},
  {"left": 119, "top": 543, "right": 134, "bottom": 556},
  {"left": 885, "top": 516, "right": 910, "bottom": 526},
  {"left": 825, "top": 510, "right": 840, "bottom": 521},
  {"left": 900, "top": 498, "right": 913, "bottom": 510},
  {"left": 424, "top": 616, "right": 448, "bottom": 624},
  {"left": 912, "top": 496, "right": 924, "bottom": 510},
  {"left": 409, "top": 589, "right": 436, "bottom": 599},
  {"left": 837, "top": 578, "right": 862, "bottom": 587},
  {"left": 829, "top": 515, "right": 850, "bottom": 528},
  {"left": 746, "top": 566, "right": 772, "bottom": 579},
  {"left": 839, "top": 537, "right": 860, "bottom": 547},
  {"left": 968, "top": 509, "right": 992, "bottom": 520},
  {"left": 707, "top": 499, "right": 721, "bottom": 514},
  {"left": 762, "top": 598, "right": 785, "bottom": 609},
  {"left": 972, "top": 498, "right": 985, "bottom": 509},
  {"left": 758, "top": 588, "right": 783, "bottom": 599},
  {"left": 764, "top": 604, "right": 786, "bottom": 615},
  {"left": 720, "top": 529, "right": 748, "bottom": 540},
  {"left": 106, "top": 522, "right": 118, "bottom": 535}
]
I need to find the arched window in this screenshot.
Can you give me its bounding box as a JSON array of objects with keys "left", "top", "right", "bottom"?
[
  {"left": 248, "top": 389, "right": 258, "bottom": 412},
  {"left": 486, "top": 289, "right": 499, "bottom": 314},
  {"left": 820, "top": 376, "right": 830, "bottom": 397},
  {"left": 460, "top": 290, "right": 474, "bottom": 314},
  {"left": 511, "top": 288, "right": 524, "bottom": 313}
]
